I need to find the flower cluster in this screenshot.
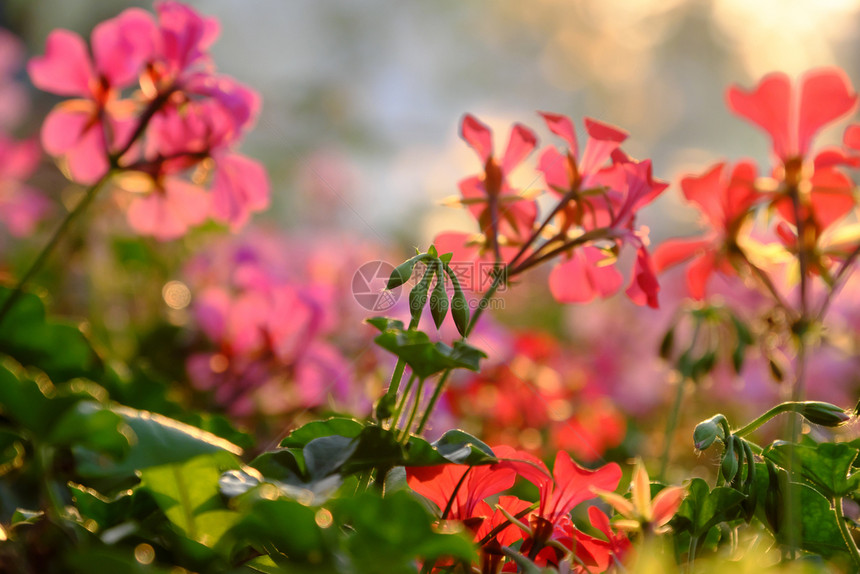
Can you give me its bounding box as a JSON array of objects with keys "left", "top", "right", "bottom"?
[
  {"left": 405, "top": 449, "right": 663, "bottom": 573},
  {"left": 28, "top": 1, "right": 268, "bottom": 240},
  {"left": 183, "top": 229, "right": 389, "bottom": 419},
  {"left": 437, "top": 112, "right": 667, "bottom": 308},
  {"left": 654, "top": 68, "right": 860, "bottom": 302}
]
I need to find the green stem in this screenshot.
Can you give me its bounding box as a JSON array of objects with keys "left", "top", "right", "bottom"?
[
  {"left": 733, "top": 402, "right": 808, "bottom": 438},
  {"left": 414, "top": 370, "right": 450, "bottom": 436},
  {"left": 658, "top": 377, "right": 686, "bottom": 482},
  {"left": 391, "top": 373, "right": 417, "bottom": 429},
  {"left": 687, "top": 534, "right": 699, "bottom": 573},
  {"left": 413, "top": 267, "right": 506, "bottom": 436},
  {"left": 375, "top": 313, "right": 421, "bottom": 422},
  {"left": 400, "top": 377, "right": 425, "bottom": 441},
  {"left": 0, "top": 173, "right": 112, "bottom": 328},
  {"left": 835, "top": 496, "right": 860, "bottom": 570}
]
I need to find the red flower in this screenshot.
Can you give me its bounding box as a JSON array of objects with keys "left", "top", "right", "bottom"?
[
  {"left": 727, "top": 68, "right": 857, "bottom": 163},
  {"left": 449, "top": 114, "right": 538, "bottom": 261},
  {"left": 653, "top": 160, "right": 759, "bottom": 299}
]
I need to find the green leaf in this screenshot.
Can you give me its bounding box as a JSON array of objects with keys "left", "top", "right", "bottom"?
[
  {"left": 68, "top": 483, "right": 134, "bottom": 530},
  {"left": 75, "top": 406, "right": 243, "bottom": 478},
  {"left": 671, "top": 478, "right": 746, "bottom": 538},
  {"left": 228, "top": 494, "right": 334, "bottom": 566},
  {"left": 0, "top": 429, "right": 25, "bottom": 475},
  {"left": 0, "top": 362, "right": 104, "bottom": 438},
  {"left": 432, "top": 429, "right": 497, "bottom": 465},
  {"left": 332, "top": 490, "right": 476, "bottom": 573},
  {"left": 279, "top": 417, "right": 364, "bottom": 449},
  {"left": 0, "top": 287, "right": 102, "bottom": 381},
  {"left": 139, "top": 452, "right": 241, "bottom": 550},
  {"left": 752, "top": 461, "right": 851, "bottom": 558},
  {"left": 371, "top": 325, "right": 485, "bottom": 379},
  {"left": 48, "top": 401, "right": 131, "bottom": 457},
  {"left": 303, "top": 435, "right": 358, "bottom": 479},
  {"left": 765, "top": 441, "right": 860, "bottom": 498},
  {"left": 250, "top": 449, "right": 304, "bottom": 481}
]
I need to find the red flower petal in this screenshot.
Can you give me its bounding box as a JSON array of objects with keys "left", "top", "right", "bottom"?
[
  {"left": 461, "top": 113, "right": 493, "bottom": 164},
  {"left": 727, "top": 72, "right": 792, "bottom": 159},
  {"left": 501, "top": 123, "right": 537, "bottom": 174},
  {"left": 797, "top": 68, "right": 857, "bottom": 158}
]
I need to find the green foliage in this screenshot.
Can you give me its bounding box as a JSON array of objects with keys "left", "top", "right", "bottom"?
[{"left": 367, "top": 317, "right": 485, "bottom": 379}]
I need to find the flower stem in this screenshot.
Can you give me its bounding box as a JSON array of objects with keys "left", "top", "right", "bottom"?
[
  {"left": 0, "top": 173, "right": 112, "bottom": 327},
  {"left": 658, "top": 377, "right": 687, "bottom": 482},
  {"left": 413, "top": 267, "right": 506, "bottom": 436},
  {"left": 835, "top": 496, "right": 860, "bottom": 570}
]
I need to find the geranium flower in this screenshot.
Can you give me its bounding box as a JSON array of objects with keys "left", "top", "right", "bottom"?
[
  {"left": 727, "top": 68, "right": 857, "bottom": 165},
  {"left": 535, "top": 114, "right": 667, "bottom": 308},
  {"left": 653, "top": 160, "right": 760, "bottom": 299},
  {"left": 728, "top": 68, "right": 857, "bottom": 237},
  {"left": 448, "top": 114, "right": 538, "bottom": 262},
  {"left": 28, "top": 8, "right": 154, "bottom": 182}
]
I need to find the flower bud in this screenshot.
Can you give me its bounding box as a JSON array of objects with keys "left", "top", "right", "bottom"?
[
  {"left": 693, "top": 417, "right": 724, "bottom": 451},
  {"left": 798, "top": 401, "right": 851, "bottom": 427},
  {"left": 721, "top": 436, "right": 739, "bottom": 482}
]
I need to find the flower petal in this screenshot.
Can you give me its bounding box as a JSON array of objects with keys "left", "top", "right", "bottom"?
[
  {"left": 28, "top": 29, "right": 94, "bottom": 97},
  {"left": 727, "top": 72, "right": 792, "bottom": 159},
  {"left": 501, "top": 123, "right": 537, "bottom": 174},
  {"left": 797, "top": 68, "right": 857, "bottom": 158},
  {"left": 461, "top": 114, "right": 493, "bottom": 164}
]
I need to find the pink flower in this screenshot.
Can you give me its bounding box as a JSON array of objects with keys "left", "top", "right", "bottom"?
[
  {"left": 538, "top": 116, "right": 667, "bottom": 309},
  {"left": 454, "top": 114, "right": 538, "bottom": 261},
  {"left": 28, "top": 8, "right": 155, "bottom": 182},
  {"left": 0, "top": 30, "right": 29, "bottom": 129},
  {"left": 0, "top": 135, "right": 51, "bottom": 237}
]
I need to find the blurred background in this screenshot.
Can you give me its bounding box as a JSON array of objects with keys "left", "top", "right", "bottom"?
[
  {"left": 1, "top": 0, "right": 859, "bottom": 475},
  {"left": 7, "top": 0, "right": 860, "bottom": 244}
]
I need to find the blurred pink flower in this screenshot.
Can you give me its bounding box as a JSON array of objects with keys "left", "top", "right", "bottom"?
[
  {"left": 29, "top": 8, "right": 154, "bottom": 182},
  {"left": 0, "top": 135, "right": 50, "bottom": 237},
  {"left": 0, "top": 30, "right": 29, "bottom": 129}
]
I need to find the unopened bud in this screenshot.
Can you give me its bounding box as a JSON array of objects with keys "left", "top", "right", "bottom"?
[
  {"left": 693, "top": 418, "right": 723, "bottom": 451},
  {"left": 721, "top": 436, "right": 739, "bottom": 482},
  {"left": 798, "top": 401, "right": 851, "bottom": 427}
]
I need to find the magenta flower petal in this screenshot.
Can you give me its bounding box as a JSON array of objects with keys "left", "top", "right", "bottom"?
[
  {"left": 65, "top": 123, "right": 110, "bottom": 184},
  {"left": 28, "top": 29, "right": 94, "bottom": 97},
  {"left": 127, "top": 179, "right": 209, "bottom": 240},
  {"left": 537, "top": 146, "right": 570, "bottom": 194},
  {"left": 0, "top": 184, "right": 52, "bottom": 237},
  {"left": 501, "top": 123, "right": 537, "bottom": 174},
  {"left": 40, "top": 106, "right": 93, "bottom": 156},
  {"left": 210, "top": 153, "right": 270, "bottom": 230},
  {"left": 92, "top": 8, "right": 157, "bottom": 88}
]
